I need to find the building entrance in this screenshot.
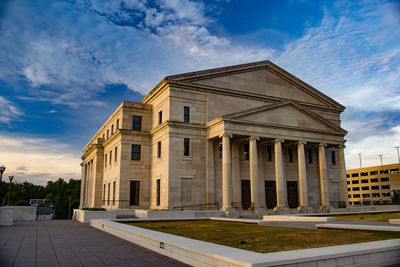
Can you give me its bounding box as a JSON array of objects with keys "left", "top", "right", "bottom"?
[
  {"left": 241, "top": 180, "right": 251, "bottom": 209},
  {"left": 287, "top": 181, "right": 299, "bottom": 208},
  {"left": 265, "top": 180, "right": 277, "bottom": 209}
]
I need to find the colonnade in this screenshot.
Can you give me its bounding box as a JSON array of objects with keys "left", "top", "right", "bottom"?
[
  {"left": 210, "top": 134, "right": 348, "bottom": 212},
  {"left": 79, "top": 160, "right": 93, "bottom": 208}
]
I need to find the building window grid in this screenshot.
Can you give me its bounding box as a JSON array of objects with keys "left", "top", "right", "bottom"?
[
  {"left": 132, "top": 116, "right": 142, "bottom": 131},
  {"left": 131, "top": 145, "right": 141, "bottom": 161}
]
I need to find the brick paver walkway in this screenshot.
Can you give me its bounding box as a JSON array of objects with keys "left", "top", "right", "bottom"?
[{"left": 0, "top": 220, "right": 189, "bottom": 267}]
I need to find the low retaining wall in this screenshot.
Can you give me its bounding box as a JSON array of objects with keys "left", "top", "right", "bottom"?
[
  {"left": 73, "top": 209, "right": 117, "bottom": 223},
  {"left": 92, "top": 219, "right": 400, "bottom": 267},
  {"left": 134, "top": 209, "right": 224, "bottom": 219},
  {"left": 0, "top": 207, "right": 14, "bottom": 225},
  {"left": 0, "top": 206, "right": 37, "bottom": 226},
  {"left": 263, "top": 215, "right": 335, "bottom": 222}
]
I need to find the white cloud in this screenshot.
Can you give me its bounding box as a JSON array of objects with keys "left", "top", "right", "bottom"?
[
  {"left": 345, "top": 125, "right": 400, "bottom": 169},
  {"left": 0, "top": 97, "right": 23, "bottom": 124},
  {"left": 0, "top": 133, "right": 81, "bottom": 185}
]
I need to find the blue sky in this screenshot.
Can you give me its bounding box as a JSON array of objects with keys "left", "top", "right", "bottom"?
[{"left": 0, "top": 0, "right": 399, "bottom": 185}]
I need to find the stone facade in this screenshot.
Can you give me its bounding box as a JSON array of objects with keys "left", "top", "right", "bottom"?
[{"left": 80, "top": 60, "right": 349, "bottom": 213}]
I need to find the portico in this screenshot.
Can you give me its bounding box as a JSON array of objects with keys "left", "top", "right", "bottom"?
[{"left": 206, "top": 101, "right": 348, "bottom": 213}]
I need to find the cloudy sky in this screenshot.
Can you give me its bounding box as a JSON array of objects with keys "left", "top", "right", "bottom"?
[{"left": 0, "top": 0, "right": 399, "bottom": 185}]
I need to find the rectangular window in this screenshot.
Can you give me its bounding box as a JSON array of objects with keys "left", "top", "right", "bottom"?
[
  {"left": 132, "top": 115, "right": 142, "bottom": 130},
  {"left": 380, "top": 170, "right": 388, "bottom": 174},
  {"left": 353, "top": 187, "right": 360, "bottom": 191},
  {"left": 109, "top": 151, "right": 112, "bottom": 165},
  {"left": 244, "top": 144, "right": 249, "bottom": 160},
  {"left": 107, "top": 129, "right": 109, "bottom": 139},
  {"left": 102, "top": 133, "right": 105, "bottom": 140},
  {"left": 381, "top": 177, "right": 389, "bottom": 182},
  {"left": 370, "top": 171, "right": 378, "bottom": 175},
  {"left": 347, "top": 181, "right": 350, "bottom": 184},
  {"left": 184, "top": 106, "right": 190, "bottom": 123},
  {"left": 157, "top": 141, "right": 161, "bottom": 158},
  {"left": 156, "top": 179, "right": 161, "bottom": 206},
  {"left": 360, "top": 172, "right": 368, "bottom": 176},
  {"left": 103, "top": 184, "right": 106, "bottom": 204},
  {"left": 351, "top": 173, "right": 359, "bottom": 177},
  {"left": 158, "top": 111, "right": 162, "bottom": 124},
  {"left": 267, "top": 145, "right": 272, "bottom": 161},
  {"left": 371, "top": 186, "right": 379, "bottom": 190},
  {"left": 362, "top": 186, "right": 369, "bottom": 190},
  {"left": 361, "top": 179, "right": 368, "bottom": 183},
  {"left": 111, "top": 124, "right": 114, "bottom": 135},
  {"left": 116, "top": 118, "right": 119, "bottom": 129},
  {"left": 131, "top": 145, "right": 141, "bottom": 161},
  {"left": 308, "top": 149, "right": 313, "bottom": 164},
  {"left": 352, "top": 180, "right": 359, "bottom": 184},
  {"left": 107, "top": 183, "right": 110, "bottom": 205},
  {"left": 288, "top": 147, "right": 293, "bottom": 162},
  {"left": 130, "top": 181, "right": 140, "bottom": 206},
  {"left": 391, "top": 168, "right": 399, "bottom": 173},
  {"left": 331, "top": 150, "right": 336, "bottom": 165},
  {"left": 115, "top": 146, "right": 118, "bottom": 162},
  {"left": 363, "top": 194, "right": 370, "bottom": 198},
  {"left": 346, "top": 174, "right": 350, "bottom": 178},
  {"left": 372, "top": 193, "right": 380, "bottom": 198},
  {"left": 105, "top": 154, "right": 107, "bottom": 167},
  {"left": 184, "top": 138, "right": 190, "bottom": 156},
  {"left": 370, "top": 178, "right": 378, "bottom": 183},
  {"left": 353, "top": 194, "right": 360, "bottom": 198},
  {"left": 382, "top": 185, "right": 390, "bottom": 189},
  {"left": 348, "top": 188, "right": 351, "bottom": 191},
  {"left": 219, "top": 143, "right": 222, "bottom": 159},
  {"left": 112, "top": 181, "right": 115, "bottom": 205}
]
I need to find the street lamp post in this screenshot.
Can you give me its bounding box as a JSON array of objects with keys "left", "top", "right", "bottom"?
[
  {"left": 0, "top": 165, "right": 5, "bottom": 206},
  {"left": 8, "top": 176, "right": 14, "bottom": 206}
]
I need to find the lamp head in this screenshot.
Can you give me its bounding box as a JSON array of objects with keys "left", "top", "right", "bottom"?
[
  {"left": 0, "top": 165, "right": 5, "bottom": 173},
  {"left": 9, "top": 176, "right": 14, "bottom": 182}
]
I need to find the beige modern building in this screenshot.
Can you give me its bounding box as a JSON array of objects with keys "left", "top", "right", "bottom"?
[
  {"left": 79, "top": 60, "right": 349, "bottom": 213},
  {"left": 347, "top": 163, "right": 400, "bottom": 205}
]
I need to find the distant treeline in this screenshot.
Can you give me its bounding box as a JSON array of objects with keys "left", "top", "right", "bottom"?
[{"left": 0, "top": 178, "right": 80, "bottom": 219}]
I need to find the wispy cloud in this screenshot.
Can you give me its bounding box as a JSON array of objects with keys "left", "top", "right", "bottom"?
[
  {"left": 0, "top": 133, "right": 81, "bottom": 185},
  {"left": 0, "top": 96, "right": 23, "bottom": 124}
]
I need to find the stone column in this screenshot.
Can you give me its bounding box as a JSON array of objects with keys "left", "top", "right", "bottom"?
[
  {"left": 297, "top": 141, "right": 309, "bottom": 211},
  {"left": 84, "top": 162, "right": 90, "bottom": 207},
  {"left": 231, "top": 142, "right": 241, "bottom": 209},
  {"left": 249, "top": 136, "right": 261, "bottom": 210},
  {"left": 274, "top": 139, "right": 288, "bottom": 211},
  {"left": 338, "top": 145, "right": 349, "bottom": 207},
  {"left": 79, "top": 163, "right": 86, "bottom": 209},
  {"left": 206, "top": 140, "right": 215, "bottom": 205},
  {"left": 318, "top": 143, "right": 330, "bottom": 210},
  {"left": 221, "top": 134, "right": 232, "bottom": 211}
]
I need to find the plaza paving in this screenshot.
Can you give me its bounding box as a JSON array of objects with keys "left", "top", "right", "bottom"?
[{"left": 0, "top": 220, "right": 189, "bottom": 267}]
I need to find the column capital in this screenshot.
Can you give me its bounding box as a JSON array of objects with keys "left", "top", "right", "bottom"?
[
  {"left": 249, "top": 136, "right": 260, "bottom": 141},
  {"left": 219, "top": 133, "right": 233, "bottom": 138},
  {"left": 338, "top": 144, "right": 346, "bottom": 149},
  {"left": 297, "top": 140, "right": 307, "bottom": 145},
  {"left": 318, "top": 143, "right": 327, "bottom": 148},
  {"left": 273, "top": 139, "right": 285, "bottom": 144}
]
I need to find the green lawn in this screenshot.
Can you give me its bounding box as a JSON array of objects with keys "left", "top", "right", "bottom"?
[
  {"left": 335, "top": 212, "right": 400, "bottom": 222},
  {"left": 125, "top": 220, "right": 400, "bottom": 253}
]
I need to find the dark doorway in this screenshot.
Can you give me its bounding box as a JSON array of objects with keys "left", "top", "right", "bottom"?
[
  {"left": 130, "top": 181, "right": 140, "bottom": 206},
  {"left": 265, "top": 181, "right": 277, "bottom": 209},
  {"left": 241, "top": 180, "right": 251, "bottom": 210},
  {"left": 287, "top": 181, "right": 299, "bottom": 208}
]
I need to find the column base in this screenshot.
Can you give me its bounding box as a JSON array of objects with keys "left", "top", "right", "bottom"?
[
  {"left": 274, "top": 205, "right": 289, "bottom": 214},
  {"left": 297, "top": 205, "right": 313, "bottom": 213},
  {"left": 319, "top": 204, "right": 331, "bottom": 212}
]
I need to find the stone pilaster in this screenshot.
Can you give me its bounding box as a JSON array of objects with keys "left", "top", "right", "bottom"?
[
  {"left": 318, "top": 143, "right": 330, "bottom": 211},
  {"left": 221, "top": 134, "right": 232, "bottom": 211},
  {"left": 338, "top": 145, "right": 349, "bottom": 207},
  {"left": 206, "top": 140, "right": 215, "bottom": 205},
  {"left": 274, "top": 139, "right": 288, "bottom": 213}
]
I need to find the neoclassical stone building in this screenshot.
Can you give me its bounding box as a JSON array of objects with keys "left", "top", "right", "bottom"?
[{"left": 80, "top": 60, "right": 349, "bottom": 213}]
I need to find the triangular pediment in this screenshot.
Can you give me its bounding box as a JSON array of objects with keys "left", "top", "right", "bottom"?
[
  {"left": 167, "top": 61, "right": 344, "bottom": 110},
  {"left": 224, "top": 101, "right": 346, "bottom": 134}
]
